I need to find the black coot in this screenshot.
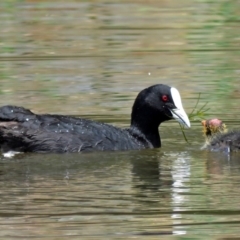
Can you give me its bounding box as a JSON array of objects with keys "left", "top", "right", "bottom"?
[
  {"left": 201, "top": 118, "right": 240, "bottom": 152},
  {"left": 0, "top": 84, "right": 190, "bottom": 155}
]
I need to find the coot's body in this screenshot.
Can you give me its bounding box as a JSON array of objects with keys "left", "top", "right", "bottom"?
[
  {"left": 0, "top": 106, "right": 150, "bottom": 153},
  {"left": 0, "top": 84, "right": 190, "bottom": 155}
]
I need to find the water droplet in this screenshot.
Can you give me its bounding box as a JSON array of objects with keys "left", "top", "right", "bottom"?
[
  {"left": 11, "top": 110, "right": 13, "bottom": 113},
  {"left": 26, "top": 118, "right": 29, "bottom": 121}
]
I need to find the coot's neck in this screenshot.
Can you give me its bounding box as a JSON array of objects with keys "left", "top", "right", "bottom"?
[{"left": 130, "top": 109, "right": 165, "bottom": 148}]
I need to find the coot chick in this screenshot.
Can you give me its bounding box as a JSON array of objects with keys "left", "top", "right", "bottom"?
[
  {"left": 201, "top": 118, "right": 240, "bottom": 152},
  {"left": 0, "top": 84, "right": 190, "bottom": 155}
]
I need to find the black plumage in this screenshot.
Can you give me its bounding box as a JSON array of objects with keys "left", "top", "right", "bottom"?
[{"left": 0, "top": 84, "right": 190, "bottom": 154}]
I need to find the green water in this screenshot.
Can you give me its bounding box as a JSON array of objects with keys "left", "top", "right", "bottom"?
[{"left": 0, "top": 0, "right": 240, "bottom": 239}]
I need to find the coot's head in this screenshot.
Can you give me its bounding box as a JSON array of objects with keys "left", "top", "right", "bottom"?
[{"left": 131, "top": 84, "right": 190, "bottom": 130}]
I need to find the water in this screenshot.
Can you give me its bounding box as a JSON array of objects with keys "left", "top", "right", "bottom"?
[
  {"left": 1, "top": 143, "right": 240, "bottom": 239},
  {"left": 1, "top": 0, "right": 240, "bottom": 239}
]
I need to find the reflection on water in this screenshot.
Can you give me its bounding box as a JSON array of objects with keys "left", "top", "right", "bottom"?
[
  {"left": 1, "top": 128, "right": 240, "bottom": 239},
  {"left": 1, "top": 0, "right": 240, "bottom": 239},
  {"left": 171, "top": 152, "right": 191, "bottom": 236}
]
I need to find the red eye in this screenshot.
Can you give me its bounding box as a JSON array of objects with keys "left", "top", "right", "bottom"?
[{"left": 162, "top": 95, "right": 168, "bottom": 102}]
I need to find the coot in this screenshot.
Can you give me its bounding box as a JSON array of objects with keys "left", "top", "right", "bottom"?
[
  {"left": 0, "top": 84, "right": 190, "bottom": 155},
  {"left": 201, "top": 118, "right": 240, "bottom": 152}
]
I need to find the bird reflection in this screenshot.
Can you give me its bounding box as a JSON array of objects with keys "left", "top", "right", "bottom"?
[{"left": 130, "top": 149, "right": 172, "bottom": 192}]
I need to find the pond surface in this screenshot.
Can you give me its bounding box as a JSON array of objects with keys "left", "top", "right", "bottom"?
[{"left": 1, "top": 0, "right": 240, "bottom": 239}]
